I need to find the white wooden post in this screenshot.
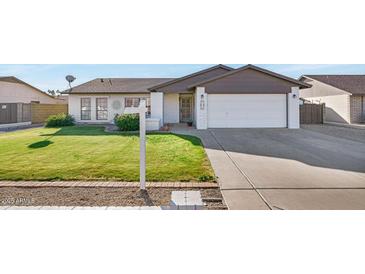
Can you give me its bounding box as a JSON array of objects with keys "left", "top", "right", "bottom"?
[
  {"left": 139, "top": 99, "right": 147, "bottom": 190},
  {"left": 124, "top": 100, "right": 148, "bottom": 190}
]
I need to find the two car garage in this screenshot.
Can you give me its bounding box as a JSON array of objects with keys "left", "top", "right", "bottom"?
[
  {"left": 150, "top": 64, "right": 310, "bottom": 129},
  {"left": 189, "top": 65, "right": 310, "bottom": 129},
  {"left": 207, "top": 94, "right": 288, "bottom": 128}
]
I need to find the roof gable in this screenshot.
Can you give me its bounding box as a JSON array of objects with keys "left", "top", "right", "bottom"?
[
  {"left": 301, "top": 75, "right": 365, "bottom": 95},
  {"left": 187, "top": 65, "right": 310, "bottom": 94},
  {"left": 148, "top": 64, "right": 233, "bottom": 93},
  {"left": 189, "top": 64, "right": 311, "bottom": 90}
]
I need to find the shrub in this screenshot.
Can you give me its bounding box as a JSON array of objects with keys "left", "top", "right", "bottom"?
[
  {"left": 45, "top": 113, "right": 75, "bottom": 127},
  {"left": 114, "top": 114, "right": 139, "bottom": 131},
  {"left": 198, "top": 175, "right": 216, "bottom": 182}
]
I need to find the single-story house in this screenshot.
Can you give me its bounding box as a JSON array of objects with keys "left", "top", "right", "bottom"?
[
  {"left": 65, "top": 64, "right": 310, "bottom": 130},
  {"left": 300, "top": 75, "right": 365, "bottom": 124},
  {"left": 0, "top": 76, "right": 67, "bottom": 104}
]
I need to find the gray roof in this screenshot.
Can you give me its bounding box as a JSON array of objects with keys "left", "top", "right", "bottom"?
[
  {"left": 148, "top": 64, "right": 233, "bottom": 93},
  {"left": 63, "top": 65, "right": 311, "bottom": 95},
  {"left": 302, "top": 75, "right": 365, "bottom": 95},
  {"left": 64, "top": 78, "right": 174, "bottom": 94},
  {"left": 189, "top": 64, "right": 311, "bottom": 89}
]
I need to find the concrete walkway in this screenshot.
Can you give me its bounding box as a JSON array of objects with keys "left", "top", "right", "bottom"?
[{"left": 171, "top": 127, "right": 269, "bottom": 209}]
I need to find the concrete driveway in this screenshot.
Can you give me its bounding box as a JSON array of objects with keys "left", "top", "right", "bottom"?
[{"left": 176, "top": 125, "right": 365, "bottom": 210}]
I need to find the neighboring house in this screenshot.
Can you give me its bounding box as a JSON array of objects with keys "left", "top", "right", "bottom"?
[
  {"left": 0, "top": 76, "right": 67, "bottom": 104},
  {"left": 65, "top": 64, "right": 310, "bottom": 130},
  {"left": 300, "top": 75, "right": 365, "bottom": 124}
]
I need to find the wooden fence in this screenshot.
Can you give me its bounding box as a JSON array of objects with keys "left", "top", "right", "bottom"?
[
  {"left": 300, "top": 103, "right": 325, "bottom": 124},
  {"left": 31, "top": 104, "right": 68, "bottom": 124}
]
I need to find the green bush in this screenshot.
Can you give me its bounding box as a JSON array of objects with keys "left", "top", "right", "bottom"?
[
  {"left": 45, "top": 113, "right": 75, "bottom": 127},
  {"left": 198, "top": 175, "right": 216, "bottom": 182},
  {"left": 114, "top": 114, "right": 139, "bottom": 131}
]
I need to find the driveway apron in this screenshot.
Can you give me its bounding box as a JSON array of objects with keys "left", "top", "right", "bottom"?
[{"left": 207, "top": 127, "right": 365, "bottom": 210}]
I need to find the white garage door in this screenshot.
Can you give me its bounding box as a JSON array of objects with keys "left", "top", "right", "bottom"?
[{"left": 207, "top": 94, "right": 287, "bottom": 128}]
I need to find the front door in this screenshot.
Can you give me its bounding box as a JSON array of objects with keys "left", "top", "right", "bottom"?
[{"left": 179, "top": 95, "right": 193, "bottom": 123}]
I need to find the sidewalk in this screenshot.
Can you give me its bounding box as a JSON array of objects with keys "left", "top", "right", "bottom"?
[{"left": 0, "top": 123, "right": 43, "bottom": 133}]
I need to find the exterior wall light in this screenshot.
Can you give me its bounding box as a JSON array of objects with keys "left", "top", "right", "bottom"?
[
  {"left": 200, "top": 94, "right": 205, "bottom": 110},
  {"left": 292, "top": 94, "right": 297, "bottom": 99}
]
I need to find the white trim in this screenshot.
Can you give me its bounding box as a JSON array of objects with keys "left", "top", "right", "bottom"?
[{"left": 95, "top": 97, "right": 109, "bottom": 121}]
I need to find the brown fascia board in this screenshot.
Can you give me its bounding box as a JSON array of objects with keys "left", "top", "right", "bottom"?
[
  {"left": 0, "top": 76, "right": 56, "bottom": 98},
  {"left": 187, "top": 64, "right": 312, "bottom": 90},
  {"left": 148, "top": 64, "right": 234, "bottom": 91}
]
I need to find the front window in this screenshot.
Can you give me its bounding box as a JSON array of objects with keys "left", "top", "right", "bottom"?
[
  {"left": 96, "top": 98, "right": 108, "bottom": 120},
  {"left": 125, "top": 97, "right": 151, "bottom": 117},
  {"left": 80, "top": 98, "right": 91, "bottom": 120},
  {"left": 125, "top": 98, "right": 141, "bottom": 108}
]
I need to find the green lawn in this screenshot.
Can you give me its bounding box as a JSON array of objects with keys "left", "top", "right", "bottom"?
[{"left": 0, "top": 126, "right": 214, "bottom": 182}]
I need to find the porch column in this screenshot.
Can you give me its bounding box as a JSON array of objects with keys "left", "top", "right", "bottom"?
[
  {"left": 151, "top": 92, "right": 164, "bottom": 127},
  {"left": 288, "top": 86, "right": 300, "bottom": 129},
  {"left": 195, "top": 87, "right": 208, "bottom": 129}
]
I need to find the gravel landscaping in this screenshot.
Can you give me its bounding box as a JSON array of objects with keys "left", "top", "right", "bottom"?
[{"left": 0, "top": 187, "right": 225, "bottom": 209}]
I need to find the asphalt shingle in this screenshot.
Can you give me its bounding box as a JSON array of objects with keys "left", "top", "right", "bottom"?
[
  {"left": 64, "top": 78, "right": 174, "bottom": 94},
  {"left": 304, "top": 75, "right": 365, "bottom": 95}
]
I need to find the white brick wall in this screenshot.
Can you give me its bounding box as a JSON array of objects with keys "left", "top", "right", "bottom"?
[
  {"left": 150, "top": 92, "right": 163, "bottom": 127},
  {"left": 288, "top": 87, "right": 300, "bottom": 129},
  {"left": 163, "top": 93, "right": 179, "bottom": 123}
]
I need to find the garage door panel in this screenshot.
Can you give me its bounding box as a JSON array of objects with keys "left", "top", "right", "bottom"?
[{"left": 208, "top": 94, "right": 287, "bottom": 128}]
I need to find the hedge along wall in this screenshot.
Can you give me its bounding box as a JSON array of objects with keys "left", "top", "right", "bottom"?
[{"left": 31, "top": 104, "right": 68, "bottom": 124}]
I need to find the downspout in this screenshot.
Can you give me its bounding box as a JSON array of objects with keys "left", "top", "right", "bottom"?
[
  {"left": 286, "top": 93, "right": 289, "bottom": 128},
  {"left": 361, "top": 95, "right": 365, "bottom": 122}
]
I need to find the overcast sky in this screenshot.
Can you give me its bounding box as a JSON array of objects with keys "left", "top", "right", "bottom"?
[{"left": 1, "top": 64, "right": 365, "bottom": 91}]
